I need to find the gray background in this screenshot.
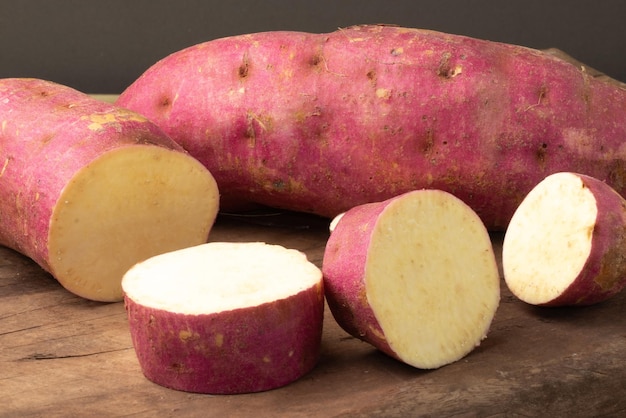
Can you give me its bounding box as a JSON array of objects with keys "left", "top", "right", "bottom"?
[{"left": 1, "top": 1, "right": 624, "bottom": 93}]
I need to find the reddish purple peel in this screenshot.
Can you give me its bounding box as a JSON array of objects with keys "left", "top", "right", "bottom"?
[
  {"left": 549, "top": 176, "right": 626, "bottom": 306},
  {"left": 117, "top": 25, "right": 626, "bottom": 230},
  {"left": 322, "top": 201, "right": 396, "bottom": 358},
  {"left": 125, "top": 282, "right": 324, "bottom": 394}
]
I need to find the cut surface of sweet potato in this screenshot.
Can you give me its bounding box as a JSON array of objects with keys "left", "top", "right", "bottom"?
[{"left": 49, "top": 145, "right": 219, "bottom": 301}]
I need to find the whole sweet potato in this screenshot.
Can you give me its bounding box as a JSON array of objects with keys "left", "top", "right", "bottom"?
[
  {"left": 117, "top": 24, "right": 626, "bottom": 230},
  {"left": 0, "top": 78, "right": 220, "bottom": 302}
]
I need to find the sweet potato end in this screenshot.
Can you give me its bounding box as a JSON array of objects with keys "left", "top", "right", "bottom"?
[{"left": 503, "top": 172, "right": 626, "bottom": 306}]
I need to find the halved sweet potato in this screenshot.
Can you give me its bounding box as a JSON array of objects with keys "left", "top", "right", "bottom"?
[
  {"left": 0, "top": 78, "right": 219, "bottom": 301},
  {"left": 322, "top": 190, "right": 500, "bottom": 369}
]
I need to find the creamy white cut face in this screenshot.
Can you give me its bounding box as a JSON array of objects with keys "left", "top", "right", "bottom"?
[
  {"left": 503, "top": 172, "right": 597, "bottom": 305},
  {"left": 364, "top": 190, "right": 501, "bottom": 369},
  {"left": 122, "top": 242, "right": 322, "bottom": 315}
]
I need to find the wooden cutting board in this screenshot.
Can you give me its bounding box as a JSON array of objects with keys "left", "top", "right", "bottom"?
[{"left": 2, "top": 212, "right": 626, "bottom": 417}]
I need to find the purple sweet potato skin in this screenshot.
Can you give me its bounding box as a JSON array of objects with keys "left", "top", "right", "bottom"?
[
  {"left": 124, "top": 281, "right": 324, "bottom": 394},
  {"left": 321, "top": 198, "right": 399, "bottom": 360},
  {"left": 543, "top": 174, "right": 626, "bottom": 306},
  {"left": 0, "top": 78, "right": 184, "bottom": 273},
  {"left": 116, "top": 24, "right": 626, "bottom": 230}
]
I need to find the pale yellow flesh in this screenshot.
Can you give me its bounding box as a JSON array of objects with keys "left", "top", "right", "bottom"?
[
  {"left": 365, "top": 190, "right": 500, "bottom": 369},
  {"left": 502, "top": 172, "right": 597, "bottom": 305},
  {"left": 48, "top": 146, "right": 219, "bottom": 302},
  {"left": 122, "top": 242, "right": 322, "bottom": 315}
]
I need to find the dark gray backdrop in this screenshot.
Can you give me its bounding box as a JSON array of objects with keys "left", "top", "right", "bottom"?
[{"left": 1, "top": 1, "right": 624, "bottom": 93}]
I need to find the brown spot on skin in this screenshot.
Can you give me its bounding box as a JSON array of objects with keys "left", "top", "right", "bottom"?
[
  {"left": 239, "top": 55, "right": 250, "bottom": 79},
  {"left": 156, "top": 95, "right": 174, "bottom": 116},
  {"left": 536, "top": 142, "right": 548, "bottom": 164},
  {"left": 40, "top": 134, "right": 54, "bottom": 145},
  {"left": 367, "top": 70, "right": 377, "bottom": 87},
  {"left": 309, "top": 54, "right": 322, "bottom": 67},
  {"left": 168, "top": 362, "right": 192, "bottom": 374},
  {"left": 422, "top": 129, "right": 435, "bottom": 153},
  {"left": 437, "top": 52, "right": 462, "bottom": 79},
  {"left": 437, "top": 52, "right": 453, "bottom": 78}
]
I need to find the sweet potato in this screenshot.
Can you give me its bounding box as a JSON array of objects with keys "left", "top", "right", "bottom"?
[
  {"left": 322, "top": 190, "right": 500, "bottom": 369},
  {"left": 116, "top": 24, "right": 626, "bottom": 230},
  {"left": 122, "top": 242, "right": 324, "bottom": 394},
  {"left": 0, "top": 78, "right": 219, "bottom": 302},
  {"left": 503, "top": 172, "right": 626, "bottom": 306}
]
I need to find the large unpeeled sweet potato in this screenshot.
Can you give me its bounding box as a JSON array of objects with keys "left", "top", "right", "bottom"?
[
  {"left": 116, "top": 24, "right": 626, "bottom": 230},
  {"left": 0, "top": 78, "right": 220, "bottom": 302}
]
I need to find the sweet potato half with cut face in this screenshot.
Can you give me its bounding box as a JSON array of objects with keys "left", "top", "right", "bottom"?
[
  {"left": 503, "top": 172, "right": 626, "bottom": 306},
  {"left": 322, "top": 189, "right": 500, "bottom": 369},
  {"left": 0, "top": 78, "right": 220, "bottom": 302}
]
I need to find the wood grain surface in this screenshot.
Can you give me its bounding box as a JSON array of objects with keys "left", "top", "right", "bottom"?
[{"left": 2, "top": 213, "right": 626, "bottom": 417}]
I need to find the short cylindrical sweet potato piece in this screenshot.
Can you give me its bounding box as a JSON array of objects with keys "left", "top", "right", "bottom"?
[{"left": 122, "top": 242, "right": 324, "bottom": 394}]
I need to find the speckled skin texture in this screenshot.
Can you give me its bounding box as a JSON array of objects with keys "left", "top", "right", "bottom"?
[
  {"left": 0, "top": 78, "right": 181, "bottom": 271},
  {"left": 117, "top": 24, "right": 626, "bottom": 230},
  {"left": 124, "top": 281, "right": 324, "bottom": 394}
]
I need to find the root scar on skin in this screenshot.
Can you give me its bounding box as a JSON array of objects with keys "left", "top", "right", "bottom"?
[
  {"left": 523, "top": 86, "right": 548, "bottom": 112},
  {"left": 0, "top": 157, "right": 10, "bottom": 177}
]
